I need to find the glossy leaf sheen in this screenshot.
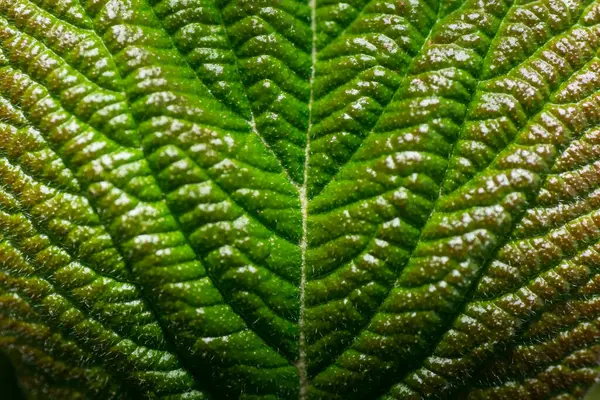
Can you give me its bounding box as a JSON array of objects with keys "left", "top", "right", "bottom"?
[{"left": 0, "top": 0, "right": 599, "bottom": 398}]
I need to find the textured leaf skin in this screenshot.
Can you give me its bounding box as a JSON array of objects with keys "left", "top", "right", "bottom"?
[{"left": 0, "top": 0, "right": 599, "bottom": 399}]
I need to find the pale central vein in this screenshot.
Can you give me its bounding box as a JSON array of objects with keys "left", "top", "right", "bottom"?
[{"left": 298, "top": 0, "right": 317, "bottom": 398}]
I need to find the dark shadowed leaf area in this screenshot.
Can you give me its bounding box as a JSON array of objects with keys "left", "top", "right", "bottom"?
[{"left": 0, "top": 0, "right": 599, "bottom": 399}]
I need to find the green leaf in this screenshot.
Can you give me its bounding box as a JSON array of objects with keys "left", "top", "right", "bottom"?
[{"left": 0, "top": 0, "right": 599, "bottom": 398}]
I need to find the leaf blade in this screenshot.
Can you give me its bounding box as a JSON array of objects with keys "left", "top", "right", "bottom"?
[{"left": 2, "top": 0, "right": 600, "bottom": 398}]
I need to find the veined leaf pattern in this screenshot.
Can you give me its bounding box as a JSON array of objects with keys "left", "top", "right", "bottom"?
[{"left": 0, "top": 0, "right": 598, "bottom": 399}]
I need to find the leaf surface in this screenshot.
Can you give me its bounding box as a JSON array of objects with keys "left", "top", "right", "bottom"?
[{"left": 0, "top": 0, "right": 599, "bottom": 399}]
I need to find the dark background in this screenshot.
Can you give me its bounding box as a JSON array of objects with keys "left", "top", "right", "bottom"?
[{"left": 0, "top": 352, "right": 22, "bottom": 400}]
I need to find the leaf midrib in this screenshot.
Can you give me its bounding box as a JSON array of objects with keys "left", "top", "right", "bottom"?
[{"left": 297, "top": 0, "right": 317, "bottom": 395}]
